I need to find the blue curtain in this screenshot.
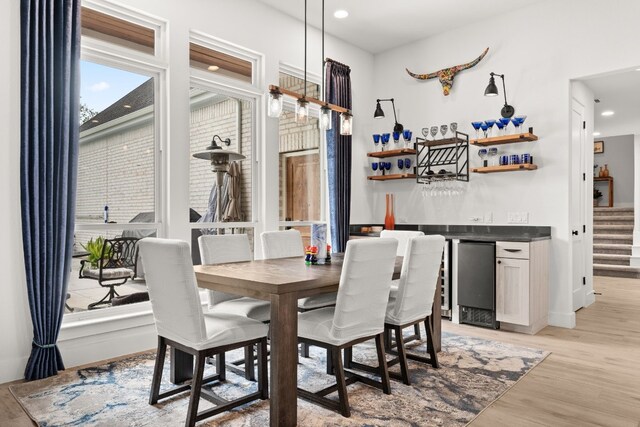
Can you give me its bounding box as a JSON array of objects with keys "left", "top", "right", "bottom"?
[
  {"left": 20, "top": 0, "right": 80, "bottom": 381},
  {"left": 325, "top": 60, "right": 352, "bottom": 252}
]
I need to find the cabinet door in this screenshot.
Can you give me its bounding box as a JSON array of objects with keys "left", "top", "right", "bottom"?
[{"left": 496, "top": 257, "right": 530, "bottom": 325}]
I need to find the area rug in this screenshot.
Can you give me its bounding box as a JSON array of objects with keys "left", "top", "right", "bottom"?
[{"left": 10, "top": 331, "right": 549, "bottom": 426}]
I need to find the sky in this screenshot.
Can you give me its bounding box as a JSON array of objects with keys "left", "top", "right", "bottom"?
[{"left": 80, "top": 61, "right": 149, "bottom": 113}]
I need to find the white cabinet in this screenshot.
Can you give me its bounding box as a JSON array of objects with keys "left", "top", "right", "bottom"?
[{"left": 496, "top": 240, "right": 549, "bottom": 334}]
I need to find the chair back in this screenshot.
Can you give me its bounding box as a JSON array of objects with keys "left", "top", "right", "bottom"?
[
  {"left": 100, "top": 237, "right": 139, "bottom": 270},
  {"left": 261, "top": 229, "right": 304, "bottom": 259},
  {"left": 331, "top": 238, "right": 398, "bottom": 342},
  {"left": 380, "top": 230, "right": 424, "bottom": 257},
  {"left": 388, "top": 235, "right": 445, "bottom": 324},
  {"left": 138, "top": 238, "right": 206, "bottom": 346},
  {"left": 198, "top": 234, "right": 252, "bottom": 306}
]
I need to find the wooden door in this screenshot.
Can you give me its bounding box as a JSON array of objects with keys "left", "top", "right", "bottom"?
[
  {"left": 496, "top": 257, "right": 530, "bottom": 326},
  {"left": 286, "top": 153, "right": 320, "bottom": 246}
]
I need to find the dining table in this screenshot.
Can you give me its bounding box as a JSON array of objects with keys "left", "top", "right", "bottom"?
[{"left": 171, "top": 254, "right": 441, "bottom": 427}]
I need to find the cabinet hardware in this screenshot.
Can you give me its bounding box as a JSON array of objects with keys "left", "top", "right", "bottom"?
[
  {"left": 504, "top": 249, "right": 521, "bottom": 252},
  {"left": 497, "top": 260, "right": 502, "bottom": 264},
  {"left": 572, "top": 230, "right": 578, "bottom": 236}
]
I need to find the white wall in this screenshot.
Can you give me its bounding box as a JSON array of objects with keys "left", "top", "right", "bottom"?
[
  {"left": 358, "top": 0, "right": 640, "bottom": 327},
  {"left": 0, "top": 0, "right": 374, "bottom": 382},
  {"left": 594, "top": 135, "right": 634, "bottom": 207}
]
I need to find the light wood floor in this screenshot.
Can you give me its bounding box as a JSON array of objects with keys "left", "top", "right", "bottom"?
[{"left": 1, "top": 276, "right": 639, "bottom": 427}]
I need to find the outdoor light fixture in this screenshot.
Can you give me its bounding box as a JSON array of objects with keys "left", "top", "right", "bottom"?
[
  {"left": 374, "top": 98, "right": 404, "bottom": 133},
  {"left": 266, "top": 0, "right": 352, "bottom": 135},
  {"left": 484, "top": 72, "right": 515, "bottom": 118},
  {"left": 193, "top": 135, "right": 245, "bottom": 226}
]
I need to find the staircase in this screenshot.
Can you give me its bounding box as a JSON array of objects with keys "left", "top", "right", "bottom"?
[{"left": 593, "top": 207, "right": 640, "bottom": 278}]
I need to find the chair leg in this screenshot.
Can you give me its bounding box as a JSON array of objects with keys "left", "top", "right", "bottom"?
[
  {"left": 186, "top": 352, "right": 206, "bottom": 427},
  {"left": 343, "top": 346, "right": 353, "bottom": 369},
  {"left": 384, "top": 328, "right": 393, "bottom": 351},
  {"left": 332, "top": 347, "right": 350, "bottom": 418},
  {"left": 326, "top": 348, "right": 334, "bottom": 375},
  {"left": 149, "top": 336, "right": 167, "bottom": 405},
  {"left": 300, "top": 342, "right": 310, "bottom": 358},
  {"left": 257, "top": 338, "right": 269, "bottom": 399},
  {"left": 244, "top": 345, "right": 256, "bottom": 381},
  {"left": 413, "top": 323, "right": 421, "bottom": 340},
  {"left": 425, "top": 317, "right": 440, "bottom": 369},
  {"left": 394, "top": 326, "right": 410, "bottom": 385},
  {"left": 216, "top": 351, "right": 226, "bottom": 381},
  {"left": 375, "top": 333, "right": 391, "bottom": 395}
]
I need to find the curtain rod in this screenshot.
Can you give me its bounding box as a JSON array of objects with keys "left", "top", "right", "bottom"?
[{"left": 325, "top": 57, "right": 350, "bottom": 69}]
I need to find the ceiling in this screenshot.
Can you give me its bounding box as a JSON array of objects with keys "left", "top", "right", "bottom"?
[
  {"left": 257, "top": 0, "right": 546, "bottom": 54},
  {"left": 582, "top": 69, "right": 640, "bottom": 138}
]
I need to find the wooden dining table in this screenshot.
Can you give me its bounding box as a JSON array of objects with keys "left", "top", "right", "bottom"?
[{"left": 171, "top": 254, "right": 441, "bottom": 427}]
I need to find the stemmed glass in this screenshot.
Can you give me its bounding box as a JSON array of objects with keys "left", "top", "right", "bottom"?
[
  {"left": 478, "top": 148, "right": 488, "bottom": 167},
  {"left": 480, "top": 122, "right": 489, "bottom": 139},
  {"left": 440, "top": 124, "right": 448, "bottom": 139},
  {"left": 402, "top": 129, "right": 412, "bottom": 149},
  {"left": 397, "top": 158, "right": 404, "bottom": 173},
  {"left": 484, "top": 119, "right": 496, "bottom": 138},
  {"left": 499, "top": 117, "right": 511, "bottom": 135},
  {"left": 384, "top": 161, "right": 392, "bottom": 175},
  {"left": 430, "top": 126, "right": 439, "bottom": 141},
  {"left": 495, "top": 120, "right": 505, "bottom": 136},
  {"left": 381, "top": 133, "right": 390, "bottom": 151},
  {"left": 488, "top": 147, "right": 498, "bottom": 166},
  {"left": 371, "top": 161, "right": 379, "bottom": 176},
  {"left": 450, "top": 122, "right": 458, "bottom": 138},
  {"left": 515, "top": 115, "right": 527, "bottom": 133},
  {"left": 392, "top": 131, "right": 401, "bottom": 148},
  {"left": 421, "top": 128, "right": 429, "bottom": 140},
  {"left": 471, "top": 121, "right": 483, "bottom": 139},
  {"left": 373, "top": 134, "right": 381, "bottom": 151},
  {"left": 511, "top": 117, "right": 522, "bottom": 134}
]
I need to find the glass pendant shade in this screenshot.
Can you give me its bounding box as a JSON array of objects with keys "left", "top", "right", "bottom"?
[
  {"left": 295, "top": 98, "right": 309, "bottom": 124},
  {"left": 339, "top": 112, "right": 352, "bottom": 136},
  {"left": 319, "top": 105, "right": 332, "bottom": 130},
  {"left": 267, "top": 91, "right": 283, "bottom": 117}
]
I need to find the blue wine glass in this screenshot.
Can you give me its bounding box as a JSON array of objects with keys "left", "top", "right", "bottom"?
[
  {"left": 471, "top": 121, "right": 483, "bottom": 139},
  {"left": 511, "top": 118, "right": 521, "bottom": 134},
  {"left": 478, "top": 148, "right": 488, "bottom": 167},
  {"left": 480, "top": 122, "right": 489, "bottom": 138},
  {"left": 373, "top": 134, "right": 381, "bottom": 151},
  {"left": 381, "top": 133, "right": 390, "bottom": 151},
  {"left": 404, "top": 158, "right": 412, "bottom": 170},
  {"left": 402, "top": 129, "right": 412, "bottom": 149},
  {"left": 515, "top": 115, "right": 527, "bottom": 133},
  {"left": 495, "top": 120, "right": 505, "bottom": 136},
  {"left": 499, "top": 117, "right": 511, "bottom": 132},
  {"left": 484, "top": 119, "right": 496, "bottom": 138},
  {"left": 385, "top": 162, "right": 392, "bottom": 173},
  {"left": 397, "top": 158, "right": 404, "bottom": 171},
  {"left": 392, "top": 131, "right": 401, "bottom": 148},
  {"left": 371, "top": 161, "right": 379, "bottom": 176}
]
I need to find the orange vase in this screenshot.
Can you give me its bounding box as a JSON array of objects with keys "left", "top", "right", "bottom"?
[
  {"left": 603, "top": 164, "right": 609, "bottom": 177},
  {"left": 384, "top": 193, "right": 395, "bottom": 230}
]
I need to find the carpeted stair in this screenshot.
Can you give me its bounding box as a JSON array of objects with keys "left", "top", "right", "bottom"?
[{"left": 593, "top": 207, "right": 640, "bottom": 278}]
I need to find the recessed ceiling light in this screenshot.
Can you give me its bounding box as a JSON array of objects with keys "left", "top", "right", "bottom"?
[
  {"left": 123, "top": 104, "right": 132, "bottom": 109},
  {"left": 593, "top": 132, "right": 601, "bottom": 136},
  {"left": 601, "top": 111, "right": 615, "bottom": 116},
  {"left": 636, "top": 68, "right": 640, "bottom": 71},
  {"left": 334, "top": 10, "right": 349, "bottom": 19},
  {"left": 91, "top": 119, "right": 99, "bottom": 123},
  {"left": 208, "top": 65, "right": 220, "bottom": 71}
]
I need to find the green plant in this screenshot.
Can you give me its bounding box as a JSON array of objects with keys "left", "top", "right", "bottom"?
[
  {"left": 594, "top": 187, "right": 603, "bottom": 200},
  {"left": 81, "top": 236, "right": 110, "bottom": 268}
]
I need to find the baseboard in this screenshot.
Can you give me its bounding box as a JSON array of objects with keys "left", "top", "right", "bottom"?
[
  {"left": 548, "top": 311, "right": 576, "bottom": 328},
  {"left": 585, "top": 290, "right": 596, "bottom": 307}
]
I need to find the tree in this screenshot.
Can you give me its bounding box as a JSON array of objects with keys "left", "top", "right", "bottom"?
[{"left": 80, "top": 99, "right": 97, "bottom": 124}]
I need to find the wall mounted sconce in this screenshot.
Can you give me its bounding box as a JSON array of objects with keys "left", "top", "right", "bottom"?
[
  {"left": 484, "top": 72, "right": 515, "bottom": 118},
  {"left": 374, "top": 98, "right": 403, "bottom": 133},
  {"left": 210, "top": 134, "right": 231, "bottom": 147}
]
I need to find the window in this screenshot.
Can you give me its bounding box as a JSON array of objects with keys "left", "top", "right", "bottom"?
[
  {"left": 278, "top": 71, "right": 324, "bottom": 247},
  {"left": 68, "top": 5, "right": 165, "bottom": 314}
]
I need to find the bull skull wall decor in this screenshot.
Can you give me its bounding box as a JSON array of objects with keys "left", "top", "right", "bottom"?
[{"left": 406, "top": 47, "right": 489, "bottom": 96}]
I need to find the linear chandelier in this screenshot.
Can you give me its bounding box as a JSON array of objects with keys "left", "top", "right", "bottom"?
[{"left": 266, "top": 0, "right": 353, "bottom": 135}]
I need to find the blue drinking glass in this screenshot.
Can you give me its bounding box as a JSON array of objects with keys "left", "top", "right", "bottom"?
[
  {"left": 495, "top": 120, "right": 505, "bottom": 136},
  {"left": 480, "top": 123, "right": 489, "bottom": 138},
  {"left": 510, "top": 154, "right": 520, "bottom": 165},
  {"left": 381, "top": 133, "right": 390, "bottom": 150},
  {"left": 404, "top": 158, "right": 412, "bottom": 169},
  {"left": 402, "top": 129, "right": 412, "bottom": 149},
  {"left": 371, "top": 161, "right": 378, "bottom": 173},
  {"left": 397, "top": 159, "right": 404, "bottom": 171},
  {"left": 471, "top": 121, "right": 483, "bottom": 139},
  {"left": 373, "top": 134, "right": 381, "bottom": 151},
  {"left": 392, "top": 131, "right": 401, "bottom": 148},
  {"left": 511, "top": 118, "right": 521, "bottom": 134},
  {"left": 499, "top": 155, "right": 509, "bottom": 166},
  {"left": 485, "top": 119, "right": 496, "bottom": 138},
  {"left": 385, "top": 162, "right": 392, "bottom": 172}
]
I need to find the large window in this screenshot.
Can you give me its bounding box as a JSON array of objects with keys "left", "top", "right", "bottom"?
[
  {"left": 278, "top": 72, "right": 324, "bottom": 246},
  {"left": 68, "top": 6, "right": 164, "bottom": 314}
]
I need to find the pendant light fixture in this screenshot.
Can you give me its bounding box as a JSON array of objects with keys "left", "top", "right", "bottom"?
[{"left": 266, "top": 0, "right": 351, "bottom": 134}]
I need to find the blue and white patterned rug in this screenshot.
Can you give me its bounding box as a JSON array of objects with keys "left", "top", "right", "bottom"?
[{"left": 11, "top": 331, "right": 549, "bottom": 426}]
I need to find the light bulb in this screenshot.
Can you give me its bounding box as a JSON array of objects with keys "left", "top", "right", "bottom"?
[
  {"left": 295, "top": 98, "right": 309, "bottom": 124},
  {"left": 267, "top": 91, "right": 283, "bottom": 118},
  {"left": 340, "top": 112, "right": 352, "bottom": 136},
  {"left": 320, "top": 106, "right": 332, "bottom": 130}
]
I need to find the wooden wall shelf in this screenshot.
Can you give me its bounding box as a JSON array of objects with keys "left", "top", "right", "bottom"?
[
  {"left": 368, "top": 173, "right": 416, "bottom": 181},
  {"left": 471, "top": 133, "right": 538, "bottom": 146},
  {"left": 367, "top": 148, "right": 416, "bottom": 158},
  {"left": 472, "top": 164, "right": 538, "bottom": 173}
]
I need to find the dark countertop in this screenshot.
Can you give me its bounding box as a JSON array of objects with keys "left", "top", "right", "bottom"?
[{"left": 350, "top": 224, "right": 551, "bottom": 242}]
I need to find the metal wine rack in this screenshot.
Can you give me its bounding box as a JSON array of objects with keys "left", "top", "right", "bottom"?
[{"left": 416, "top": 131, "right": 469, "bottom": 183}]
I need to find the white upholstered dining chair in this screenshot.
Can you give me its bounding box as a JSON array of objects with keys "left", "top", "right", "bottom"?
[
  {"left": 139, "top": 238, "right": 269, "bottom": 427},
  {"left": 198, "top": 234, "right": 270, "bottom": 380},
  {"left": 296, "top": 238, "right": 398, "bottom": 417}
]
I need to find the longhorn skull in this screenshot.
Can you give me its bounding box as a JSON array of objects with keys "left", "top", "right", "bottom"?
[{"left": 406, "top": 47, "right": 489, "bottom": 96}]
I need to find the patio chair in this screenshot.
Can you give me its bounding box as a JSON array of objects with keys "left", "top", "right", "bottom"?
[{"left": 79, "top": 237, "right": 139, "bottom": 309}]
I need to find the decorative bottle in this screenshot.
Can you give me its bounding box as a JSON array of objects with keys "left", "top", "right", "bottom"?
[
  {"left": 384, "top": 193, "right": 395, "bottom": 230},
  {"left": 603, "top": 164, "right": 609, "bottom": 177},
  {"left": 598, "top": 167, "right": 604, "bottom": 178}
]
